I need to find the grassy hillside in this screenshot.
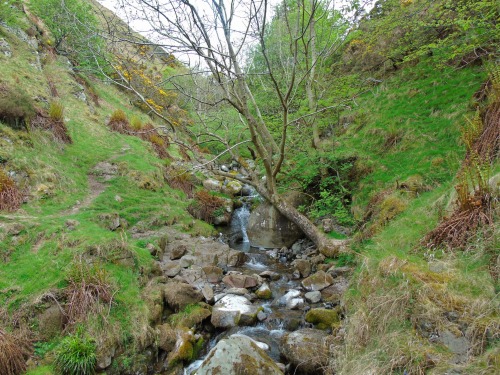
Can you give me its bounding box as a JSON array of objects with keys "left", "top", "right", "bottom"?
[
  {"left": 0, "top": 0, "right": 498, "bottom": 374},
  {"left": 0, "top": 10, "right": 213, "bottom": 373}
]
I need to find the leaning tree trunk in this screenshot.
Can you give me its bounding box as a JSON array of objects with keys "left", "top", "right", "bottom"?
[{"left": 255, "top": 185, "right": 349, "bottom": 257}]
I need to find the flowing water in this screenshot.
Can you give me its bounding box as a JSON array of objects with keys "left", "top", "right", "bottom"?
[{"left": 184, "top": 201, "right": 306, "bottom": 373}]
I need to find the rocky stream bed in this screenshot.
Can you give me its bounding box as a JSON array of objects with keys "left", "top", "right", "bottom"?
[{"left": 134, "top": 202, "right": 352, "bottom": 375}]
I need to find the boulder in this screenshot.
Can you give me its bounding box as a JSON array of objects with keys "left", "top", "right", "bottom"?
[
  {"left": 247, "top": 192, "right": 306, "bottom": 248},
  {"left": 180, "top": 255, "right": 196, "bottom": 268},
  {"left": 222, "top": 273, "right": 259, "bottom": 289},
  {"left": 170, "top": 244, "right": 187, "bottom": 260},
  {"left": 211, "top": 295, "right": 262, "bottom": 328},
  {"left": 203, "top": 178, "right": 222, "bottom": 192},
  {"left": 305, "top": 308, "right": 340, "bottom": 330},
  {"left": 163, "top": 283, "right": 204, "bottom": 312},
  {"left": 202, "top": 266, "right": 223, "bottom": 283},
  {"left": 320, "top": 276, "right": 349, "bottom": 302},
  {"left": 197, "top": 335, "right": 282, "bottom": 375},
  {"left": 38, "top": 305, "right": 64, "bottom": 340},
  {"left": 278, "top": 290, "right": 301, "bottom": 306},
  {"left": 292, "top": 259, "right": 312, "bottom": 278},
  {"left": 304, "top": 291, "right": 322, "bottom": 304},
  {"left": 301, "top": 271, "right": 334, "bottom": 291},
  {"left": 162, "top": 262, "right": 182, "bottom": 278},
  {"left": 280, "top": 328, "right": 330, "bottom": 374},
  {"left": 223, "top": 180, "right": 243, "bottom": 195}
]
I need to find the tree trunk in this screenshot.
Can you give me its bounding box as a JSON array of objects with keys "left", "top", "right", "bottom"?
[{"left": 255, "top": 185, "right": 349, "bottom": 257}]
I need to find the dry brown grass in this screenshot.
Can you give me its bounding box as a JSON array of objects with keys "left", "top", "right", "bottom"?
[
  {"left": 0, "top": 329, "right": 31, "bottom": 375},
  {"left": 107, "top": 109, "right": 130, "bottom": 134},
  {"left": 64, "top": 261, "right": 114, "bottom": 327},
  {"left": 165, "top": 167, "right": 196, "bottom": 198},
  {"left": 31, "top": 108, "right": 72, "bottom": 144},
  {"left": 0, "top": 168, "right": 23, "bottom": 212},
  {"left": 187, "top": 189, "right": 227, "bottom": 224}
]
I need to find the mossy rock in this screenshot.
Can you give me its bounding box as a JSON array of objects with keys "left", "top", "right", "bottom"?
[
  {"left": 168, "top": 303, "right": 212, "bottom": 328},
  {"left": 305, "top": 307, "right": 340, "bottom": 330}
]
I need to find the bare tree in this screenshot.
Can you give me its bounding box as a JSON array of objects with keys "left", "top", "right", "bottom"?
[{"left": 111, "top": 0, "right": 349, "bottom": 255}]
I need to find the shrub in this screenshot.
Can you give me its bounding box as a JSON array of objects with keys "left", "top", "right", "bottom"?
[
  {"left": 107, "top": 109, "right": 130, "bottom": 134},
  {"left": 64, "top": 261, "right": 114, "bottom": 326},
  {"left": 187, "top": 190, "right": 227, "bottom": 224},
  {"left": 0, "top": 168, "right": 23, "bottom": 211},
  {"left": 0, "top": 84, "right": 36, "bottom": 130},
  {"left": 0, "top": 329, "right": 31, "bottom": 375},
  {"left": 31, "top": 108, "right": 72, "bottom": 144},
  {"left": 54, "top": 329, "right": 96, "bottom": 375},
  {"left": 165, "top": 168, "right": 197, "bottom": 198},
  {"left": 48, "top": 101, "right": 64, "bottom": 122}
]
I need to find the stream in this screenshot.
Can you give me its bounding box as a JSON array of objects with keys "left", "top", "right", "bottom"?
[{"left": 182, "top": 201, "right": 312, "bottom": 374}]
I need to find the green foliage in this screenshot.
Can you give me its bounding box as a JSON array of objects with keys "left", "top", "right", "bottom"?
[
  {"left": 34, "top": 340, "right": 58, "bottom": 359},
  {"left": 54, "top": 329, "right": 96, "bottom": 375},
  {"left": 29, "top": 0, "right": 105, "bottom": 72},
  {"left": 335, "top": 252, "right": 357, "bottom": 267},
  {"left": 344, "top": 0, "right": 499, "bottom": 71},
  {"left": 0, "top": 0, "right": 26, "bottom": 27}
]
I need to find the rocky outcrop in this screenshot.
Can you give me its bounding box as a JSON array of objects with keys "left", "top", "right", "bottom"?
[
  {"left": 197, "top": 335, "right": 283, "bottom": 375},
  {"left": 163, "top": 282, "right": 204, "bottom": 312},
  {"left": 247, "top": 192, "right": 307, "bottom": 248}
]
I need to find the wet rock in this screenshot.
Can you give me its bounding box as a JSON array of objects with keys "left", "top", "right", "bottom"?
[
  {"left": 305, "top": 308, "right": 340, "bottom": 330},
  {"left": 166, "top": 329, "right": 196, "bottom": 367},
  {"left": 170, "top": 244, "right": 187, "bottom": 260},
  {"left": 197, "top": 335, "right": 282, "bottom": 375},
  {"left": 257, "top": 310, "right": 268, "bottom": 321},
  {"left": 305, "top": 291, "right": 322, "bottom": 304},
  {"left": 292, "top": 259, "right": 312, "bottom": 278},
  {"left": 320, "top": 276, "right": 349, "bottom": 302},
  {"left": 211, "top": 295, "right": 262, "bottom": 328},
  {"left": 278, "top": 290, "right": 301, "bottom": 306},
  {"left": 202, "top": 266, "right": 223, "bottom": 283},
  {"left": 162, "top": 262, "right": 182, "bottom": 277},
  {"left": 163, "top": 282, "right": 204, "bottom": 312},
  {"left": 301, "top": 271, "right": 334, "bottom": 291},
  {"left": 228, "top": 249, "right": 247, "bottom": 267},
  {"left": 255, "top": 283, "right": 273, "bottom": 299},
  {"left": 241, "top": 184, "right": 255, "bottom": 196},
  {"left": 222, "top": 273, "right": 259, "bottom": 289},
  {"left": 287, "top": 298, "right": 304, "bottom": 310},
  {"left": 260, "top": 270, "right": 281, "bottom": 280},
  {"left": 280, "top": 328, "right": 329, "bottom": 375}
]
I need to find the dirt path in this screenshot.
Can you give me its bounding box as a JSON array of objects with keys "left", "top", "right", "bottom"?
[{"left": 59, "top": 174, "right": 106, "bottom": 216}]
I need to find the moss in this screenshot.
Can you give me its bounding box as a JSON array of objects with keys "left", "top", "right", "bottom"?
[{"left": 305, "top": 308, "right": 340, "bottom": 329}]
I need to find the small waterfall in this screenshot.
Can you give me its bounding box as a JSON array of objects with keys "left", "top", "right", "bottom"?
[{"left": 231, "top": 204, "right": 250, "bottom": 243}]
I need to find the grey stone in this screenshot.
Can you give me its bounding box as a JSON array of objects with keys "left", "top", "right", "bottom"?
[
  {"left": 280, "top": 329, "right": 330, "bottom": 374},
  {"left": 301, "top": 271, "right": 334, "bottom": 291},
  {"left": 197, "top": 335, "right": 282, "bottom": 375},
  {"left": 305, "top": 291, "right": 322, "bottom": 304}
]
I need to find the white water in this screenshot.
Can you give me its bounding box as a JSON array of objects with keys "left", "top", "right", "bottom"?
[{"left": 231, "top": 205, "right": 250, "bottom": 243}]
